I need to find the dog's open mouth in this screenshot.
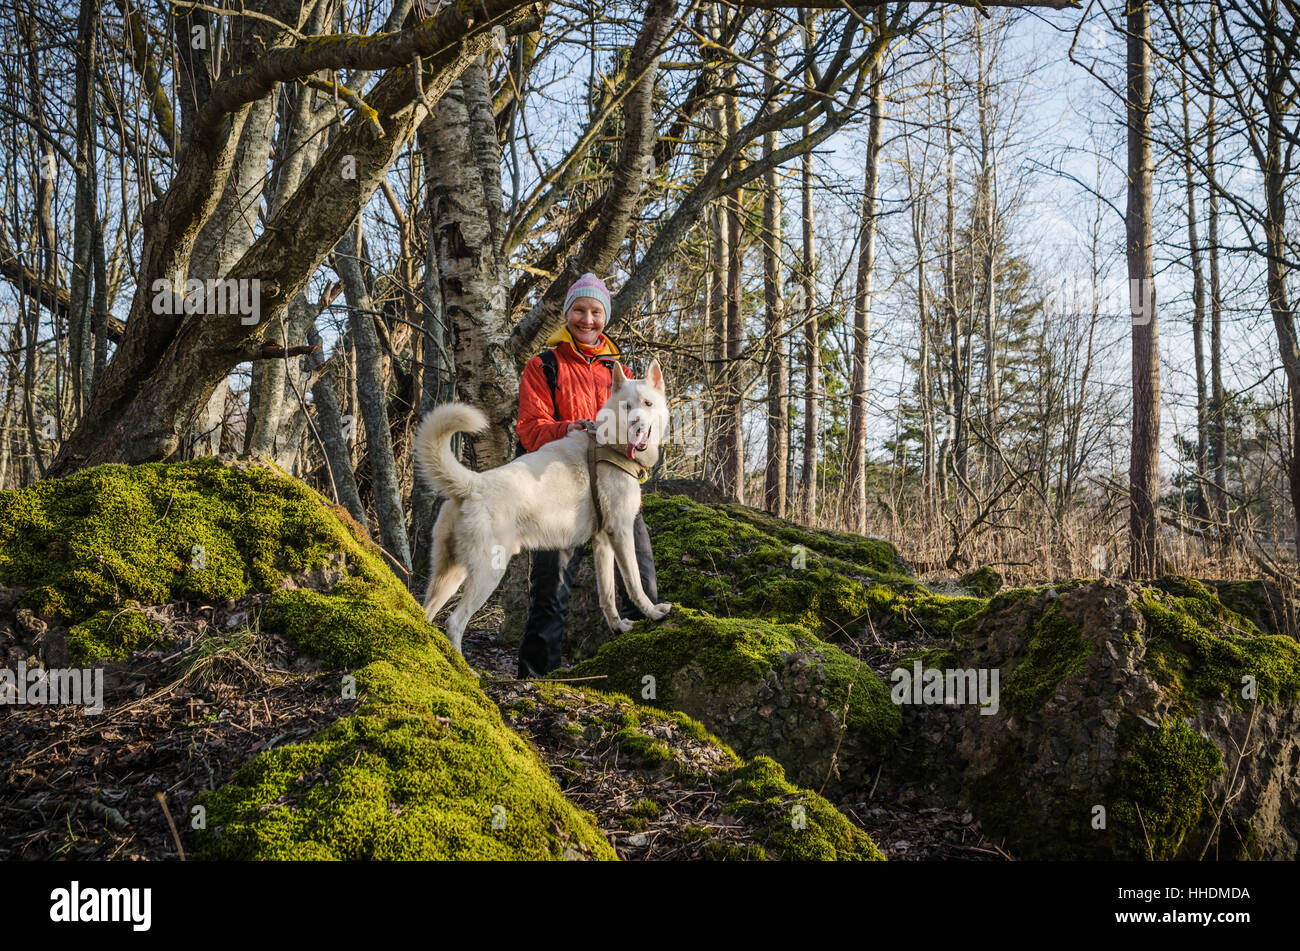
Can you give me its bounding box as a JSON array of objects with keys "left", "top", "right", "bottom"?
[{"left": 628, "top": 427, "right": 651, "bottom": 457}]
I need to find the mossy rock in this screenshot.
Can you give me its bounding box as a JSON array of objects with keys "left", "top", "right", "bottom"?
[
  {"left": 0, "top": 459, "right": 614, "bottom": 860},
  {"left": 496, "top": 492, "right": 915, "bottom": 660},
  {"left": 0, "top": 458, "right": 369, "bottom": 623},
  {"left": 937, "top": 580, "right": 1300, "bottom": 858},
  {"left": 957, "top": 566, "right": 1003, "bottom": 598},
  {"left": 523, "top": 681, "right": 884, "bottom": 860},
  {"left": 1211, "top": 579, "right": 1295, "bottom": 639},
  {"left": 564, "top": 606, "right": 899, "bottom": 790},
  {"left": 1138, "top": 580, "right": 1300, "bottom": 716},
  {"left": 641, "top": 493, "right": 912, "bottom": 640}
]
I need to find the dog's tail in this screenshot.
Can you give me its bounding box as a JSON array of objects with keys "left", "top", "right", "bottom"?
[{"left": 413, "top": 403, "right": 489, "bottom": 501}]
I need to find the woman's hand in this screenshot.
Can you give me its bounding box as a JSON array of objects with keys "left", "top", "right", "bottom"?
[{"left": 566, "top": 419, "right": 595, "bottom": 434}]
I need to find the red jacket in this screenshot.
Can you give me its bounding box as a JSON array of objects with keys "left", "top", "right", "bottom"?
[{"left": 517, "top": 326, "right": 630, "bottom": 452}]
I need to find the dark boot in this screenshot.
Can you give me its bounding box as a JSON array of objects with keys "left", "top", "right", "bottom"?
[
  {"left": 615, "top": 510, "right": 659, "bottom": 622},
  {"left": 518, "top": 546, "right": 584, "bottom": 677}
]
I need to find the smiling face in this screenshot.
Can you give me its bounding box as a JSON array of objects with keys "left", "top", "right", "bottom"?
[{"left": 566, "top": 298, "right": 607, "bottom": 346}]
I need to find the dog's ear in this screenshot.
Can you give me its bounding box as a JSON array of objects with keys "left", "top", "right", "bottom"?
[
  {"left": 612, "top": 363, "right": 632, "bottom": 390},
  {"left": 646, "top": 358, "right": 665, "bottom": 393}
]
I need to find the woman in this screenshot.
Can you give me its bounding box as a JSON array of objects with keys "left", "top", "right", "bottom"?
[{"left": 514, "top": 273, "right": 659, "bottom": 677}]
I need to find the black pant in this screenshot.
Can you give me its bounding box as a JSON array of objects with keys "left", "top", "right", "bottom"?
[{"left": 517, "top": 510, "right": 658, "bottom": 677}]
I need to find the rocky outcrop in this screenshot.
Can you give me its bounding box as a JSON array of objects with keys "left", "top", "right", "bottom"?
[
  {"left": 564, "top": 606, "right": 900, "bottom": 791},
  {"left": 0, "top": 459, "right": 614, "bottom": 860},
  {"left": 892, "top": 579, "right": 1300, "bottom": 859}
]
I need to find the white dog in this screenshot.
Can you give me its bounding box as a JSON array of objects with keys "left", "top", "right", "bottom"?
[{"left": 412, "top": 358, "right": 673, "bottom": 653}]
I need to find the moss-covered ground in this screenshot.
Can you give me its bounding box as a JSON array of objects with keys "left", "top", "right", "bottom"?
[{"left": 0, "top": 459, "right": 614, "bottom": 860}]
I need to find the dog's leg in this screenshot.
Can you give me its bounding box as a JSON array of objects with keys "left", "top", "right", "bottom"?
[
  {"left": 423, "top": 561, "right": 466, "bottom": 621},
  {"left": 422, "top": 503, "right": 464, "bottom": 620},
  {"left": 592, "top": 532, "right": 633, "bottom": 634},
  {"left": 443, "top": 560, "right": 510, "bottom": 654},
  {"left": 609, "top": 526, "right": 671, "bottom": 622}
]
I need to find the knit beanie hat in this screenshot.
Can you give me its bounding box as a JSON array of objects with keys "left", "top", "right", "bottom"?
[{"left": 562, "top": 273, "right": 612, "bottom": 319}]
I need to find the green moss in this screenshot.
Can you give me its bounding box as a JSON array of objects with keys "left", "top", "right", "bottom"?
[
  {"left": 629, "top": 798, "right": 661, "bottom": 819},
  {"left": 707, "top": 501, "right": 913, "bottom": 577},
  {"left": 1001, "top": 601, "right": 1092, "bottom": 718},
  {"left": 528, "top": 682, "right": 882, "bottom": 860},
  {"left": 864, "top": 585, "right": 986, "bottom": 641},
  {"left": 721, "top": 757, "right": 885, "bottom": 861},
  {"left": 1110, "top": 718, "right": 1224, "bottom": 860},
  {"left": 260, "top": 585, "right": 430, "bottom": 670},
  {"left": 613, "top": 727, "right": 675, "bottom": 767},
  {"left": 0, "top": 459, "right": 375, "bottom": 623},
  {"left": 1151, "top": 576, "right": 1262, "bottom": 636},
  {"left": 566, "top": 606, "right": 899, "bottom": 755},
  {"left": 701, "top": 842, "right": 769, "bottom": 860},
  {"left": 1138, "top": 587, "right": 1300, "bottom": 714},
  {"left": 957, "top": 566, "right": 1003, "bottom": 598},
  {"left": 896, "top": 645, "right": 960, "bottom": 671},
  {"left": 66, "top": 605, "right": 165, "bottom": 664},
  {"left": 0, "top": 458, "right": 615, "bottom": 860},
  {"left": 504, "top": 698, "right": 537, "bottom": 717},
  {"left": 641, "top": 493, "right": 913, "bottom": 640}
]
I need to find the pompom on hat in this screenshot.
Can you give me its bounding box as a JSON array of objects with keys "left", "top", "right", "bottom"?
[{"left": 562, "top": 272, "right": 612, "bottom": 318}]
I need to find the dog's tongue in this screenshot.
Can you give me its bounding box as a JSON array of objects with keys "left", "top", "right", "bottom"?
[{"left": 628, "top": 428, "right": 650, "bottom": 457}]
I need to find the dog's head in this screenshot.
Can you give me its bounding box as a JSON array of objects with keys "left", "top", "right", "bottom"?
[{"left": 595, "top": 358, "right": 670, "bottom": 468}]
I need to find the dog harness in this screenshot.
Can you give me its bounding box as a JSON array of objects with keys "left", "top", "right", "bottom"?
[{"left": 586, "top": 429, "right": 648, "bottom": 533}]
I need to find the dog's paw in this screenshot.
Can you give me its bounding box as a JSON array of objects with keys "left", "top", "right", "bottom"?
[
  {"left": 648, "top": 602, "right": 673, "bottom": 621},
  {"left": 609, "top": 616, "right": 634, "bottom": 634}
]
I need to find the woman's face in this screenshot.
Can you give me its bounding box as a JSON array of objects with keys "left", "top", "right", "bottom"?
[{"left": 566, "top": 298, "right": 606, "bottom": 346}]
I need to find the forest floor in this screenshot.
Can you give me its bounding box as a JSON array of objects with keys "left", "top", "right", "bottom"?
[
  {"left": 0, "top": 596, "right": 355, "bottom": 860},
  {"left": 1, "top": 594, "right": 1013, "bottom": 861}
]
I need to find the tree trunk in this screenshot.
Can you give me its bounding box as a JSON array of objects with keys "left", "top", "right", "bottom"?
[
  {"left": 1180, "top": 70, "right": 1210, "bottom": 524},
  {"left": 941, "top": 17, "right": 965, "bottom": 489},
  {"left": 1259, "top": 27, "right": 1300, "bottom": 559},
  {"left": 800, "top": 13, "right": 819, "bottom": 523},
  {"left": 306, "top": 323, "right": 367, "bottom": 528},
  {"left": 976, "top": 20, "right": 1000, "bottom": 481},
  {"left": 340, "top": 217, "right": 411, "bottom": 573},
  {"left": 846, "top": 57, "right": 883, "bottom": 534},
  {"left": 1126, "top": 0, "right": 1161, "bottom": 577},
  {"left": 722, "top": 75, "right": 745, "bottom": 503},
  {"left": 424, "top": 57, "right": 518, "bottom": 470},
  {"left": 49, "top": 2, "right": 529, "bottom": 477},
  {"left": 69, "top": 0, "right": 100, "bottom": 419},
  {"left": 1207, "top": 10, "right": 1227, "bottom": 522},
  {"left": 762, "top": 14, "right": 787, "bottom": 517}
]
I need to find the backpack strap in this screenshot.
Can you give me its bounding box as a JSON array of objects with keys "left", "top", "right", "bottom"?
[
  {"left": 539, "top": 348, "right": 561, "bottom": 418},
  {"left": 515, "top": 349, "right": 563, "bottom": 459},
  {"left": 596, "top": 355, "right": 626, "bottom": 382}
]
